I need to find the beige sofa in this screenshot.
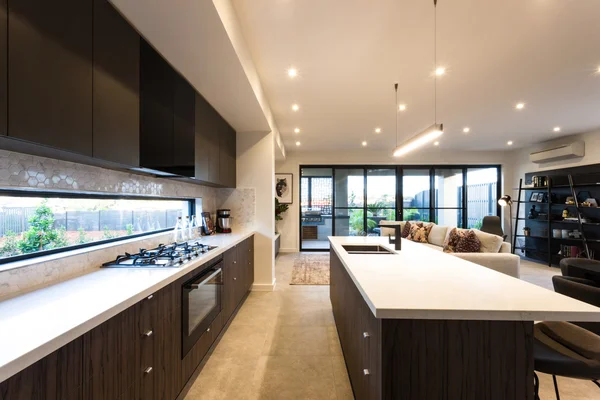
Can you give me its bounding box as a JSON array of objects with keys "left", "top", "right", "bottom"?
[{"left": 379, "top": 221, "right": 520, "bottom": 278}]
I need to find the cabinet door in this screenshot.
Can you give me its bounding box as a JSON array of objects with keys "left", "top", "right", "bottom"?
[
  {"left": 92, "top": 0, "right": 140, "bottom": 166},
  {"left": 0, "top": 337, "right": 83, "bottom": 400},
  {"left": 8, "top": 0, "right": 93, "bottom": 155},
  {"left": 207, "top": 107, "right": 221, "bottom": 184},
  {"left": 247, "top": 236, "right": 254, "bottom": 291},
  {"left": 219, "top": 119, "right": 236, "bottom": 187},
  {"left": 173, "top": 73, "right": 195, "bottom": 169},
  {"left": 82, "top": 306, "right": 137, "bottom": 400},
  {"left": 0, "top": 0, "right": 6, "bottom": 136},
  {"left": 140, "top": 40, "right": 173, "bottom": 168},
  {"left": 222, "top": 246, "right": 238, "bottom": 322},
  {"left": 236, "top": 240, "right": 249, "bottom": 303},
  {"left": 194, "top": 93, "right": 211, "bottom": 182}
]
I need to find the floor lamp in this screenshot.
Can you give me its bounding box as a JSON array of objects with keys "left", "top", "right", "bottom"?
[{"left": 498, "top": 195, "right": 513, "bottom": 244}]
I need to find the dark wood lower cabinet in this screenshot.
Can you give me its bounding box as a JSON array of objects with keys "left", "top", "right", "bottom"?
[
  {"left": 330, "top": 250, "right": 534, "bottom": 400},
  {"left": 0, "top": 235, "right": 254, "bottom": 400},
  {"left": 0, "top": 337, "right": 83, "bottom": 400}
]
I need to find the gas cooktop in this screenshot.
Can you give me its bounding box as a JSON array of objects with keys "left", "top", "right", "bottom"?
[{"left": 102, "top": 241, "right": 218, "bottom": 268}]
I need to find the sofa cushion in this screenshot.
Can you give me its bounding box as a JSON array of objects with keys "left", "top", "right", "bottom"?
[
  {"left": 401, "top": 221, "right": 413, "bottom": 238},
  {"left": 443, "top": 228, "right": 462, "bottom": 253},
  {"left": 428, "top": 225, "right": 449, "bottom": 247},
  {"left": 455, "top": 230, "right": 482, "bottom": 253},
  {"left": 473, "top": 229, "right": 504, "bottom": 253},
  {"left": 407, "top": 223, "right": 432, "bottom": 243}
]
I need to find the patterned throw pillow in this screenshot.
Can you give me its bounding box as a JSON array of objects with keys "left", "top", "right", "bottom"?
[
  {"left": 401, "top": 221, "right": 412, "bottom": 238},
  {"left": 443, "top": 227, "right": 462, "bottom": 253},
  {"left": 455, "top": 230, "right": 482, "bottom": 253},
  {"left": 408, "top": 222, "right": 433, "bottom": 243}
]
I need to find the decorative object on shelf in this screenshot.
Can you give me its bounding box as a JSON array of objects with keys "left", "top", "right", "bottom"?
[
  {"left": 523, "top": 227, "right": 531, "bottom": 237},
  {"left": 497, "top": 195, "right": 513, "bottom": 242},
  {"left": 530, "top": 192, "right": 540, "bottom": 202},
  {"left": 553, "top": 229, "right": 562, "bottom": 239},
  {"left": 577, "top": 191, "right": 592, "bottom": 204},
  {"left": 275, "top": 173, "right": 293, "bottom": 204},
  {"left": 570, "top": 230, "right": 583, "bottom": 239},
  {"left": 562, "top": 208, "right": 570, "bottom": 219},
  {"left": 528, "top": 205, "right": 539, "bottom": 219},
  {"left": 583, "top": 198, "right": 598, "bottom": 207},
  {"left": 565, "top": 196, "right": 575, "bottom": 205},
  {"left": 537, "top": 193, "right": 546, "bottom": 203},
  {"left": 532, "top": 176, "right": 548, "bottom": 188},
  {"left": 562, "top": 229, "right": 571, "bottom": 239},
  {"left": 392, "top": 0, "right": 444, "bottom": 157}
]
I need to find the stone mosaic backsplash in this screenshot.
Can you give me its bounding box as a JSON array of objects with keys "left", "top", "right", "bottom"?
[{"left": 0, "top": 149, "right": 256, "bottom": 300}]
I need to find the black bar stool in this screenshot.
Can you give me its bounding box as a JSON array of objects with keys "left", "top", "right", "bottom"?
[{"left": 533, "top": 276, "right": 600, "bottom": 399}]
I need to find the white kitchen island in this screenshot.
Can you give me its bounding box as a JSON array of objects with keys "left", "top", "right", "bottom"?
[{"left": 329, "top": 236, "right": 600, "bottom": 400}]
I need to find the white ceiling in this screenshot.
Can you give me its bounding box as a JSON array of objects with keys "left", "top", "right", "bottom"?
[{"left": 232, "top": 0, "right": 600, "bottom": 153}]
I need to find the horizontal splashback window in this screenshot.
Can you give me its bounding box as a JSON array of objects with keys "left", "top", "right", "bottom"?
[{"left": 0, "top": 194, "right": 192, "bottom": 263}]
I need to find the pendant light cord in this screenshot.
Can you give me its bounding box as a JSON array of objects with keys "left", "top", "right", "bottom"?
[
  {"left": 434, "top": 0, "right": 437, "bottom": 124},
  {"left": 394, "top": 83, "right": 399, "bottom": 148}
]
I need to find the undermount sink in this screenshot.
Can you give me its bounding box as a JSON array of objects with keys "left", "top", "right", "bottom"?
[{"left": 341, "top": 244, "right": 396, "bottom": 255}]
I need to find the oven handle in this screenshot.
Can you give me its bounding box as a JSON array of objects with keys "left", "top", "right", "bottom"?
[{"left": 186, "top": 268, "right": 222, "bottom": 290}]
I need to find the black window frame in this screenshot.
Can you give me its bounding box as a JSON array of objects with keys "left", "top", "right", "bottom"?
[
  {"left": 0, "top": 189, "right": 195, "bottom": 265},
  {"left": 299, "top": 164, "right": 502, "bottom": 251}
]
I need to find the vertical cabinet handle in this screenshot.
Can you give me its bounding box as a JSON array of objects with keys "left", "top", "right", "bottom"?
[
  {"left": 363, "top": 369, "right": 370, "bottom": 376},
  {"left": 144, "top": 367, "right": 153, "bottom": 375},
  {"left": 233, "top": 277, "right": 237, "bottom": 281},
  {"left": 143, "top": 330, "right": 153, "bottom": 337},
  {"left": 146, "top": 294, "right": 154, "bottom": 300},
  {"left": 233, "top": 261, "right": 237, "bottom": 264},
  {"left": 207, "top": 327, "right": 211, "bottom": 332},
  {"left": 363, "top": 332, "right": 370, "bottom": 338}
]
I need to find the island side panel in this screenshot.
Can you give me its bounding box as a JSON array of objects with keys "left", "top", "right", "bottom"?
[{"left": 381, "top": 319, "right": 534, "bottom": 400}]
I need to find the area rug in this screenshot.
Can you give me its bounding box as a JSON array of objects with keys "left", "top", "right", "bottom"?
[{"left": 290, "top": 253, "right": 330, "bottom": 285}]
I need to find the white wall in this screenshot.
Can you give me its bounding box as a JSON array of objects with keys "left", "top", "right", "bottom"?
[
  {"left": 276, "top": 148, "right": 512, "bottom": 252},
  {"left": 508, "top": 129, "right": 600, "bottom": 188},
  {"left": 237, "top": 132, "right": 276, "bottom": 290}
]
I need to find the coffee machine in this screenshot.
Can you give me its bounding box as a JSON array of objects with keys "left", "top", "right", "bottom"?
[{"left": 216, "top": 209, "right": 232, "bottom": 233}]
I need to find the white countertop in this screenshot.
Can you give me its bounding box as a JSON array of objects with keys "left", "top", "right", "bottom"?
[
  {"left": 0, "top": 230, "right": 255, "bottom": 383},
  {"left": 330, "top": 236, "right": 600, "bottom": 321}
]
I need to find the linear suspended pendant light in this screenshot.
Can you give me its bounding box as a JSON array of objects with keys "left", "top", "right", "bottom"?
[{"left": 393, "top": 0, "right": 444, "bottom": 157}]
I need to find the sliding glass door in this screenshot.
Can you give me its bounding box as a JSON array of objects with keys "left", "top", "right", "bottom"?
[
  {"left": 299, "top": 165, "right": 501, "bottom": 251},
  {"left": 300, "top": 168, "right": 333, "bottom": 250}
]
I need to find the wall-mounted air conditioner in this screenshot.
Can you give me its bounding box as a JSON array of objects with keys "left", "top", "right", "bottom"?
[{"left": 530, "top": 141, "right": 585, "bottom": 164}]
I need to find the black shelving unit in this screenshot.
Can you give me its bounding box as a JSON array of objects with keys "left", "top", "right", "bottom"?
[{"left": 512, "top": 174, "right": 598, "bottom": 266}]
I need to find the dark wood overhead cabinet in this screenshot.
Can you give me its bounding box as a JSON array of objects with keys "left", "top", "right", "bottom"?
[
  {"left": 0, "top": 0, "right": 6, "bottom": 137},
  {"left": 92, "top": 0, "right": 140, "bottom": 167},
  {"left": 8, "top": 0, "right": 93, "bottom": 156}
]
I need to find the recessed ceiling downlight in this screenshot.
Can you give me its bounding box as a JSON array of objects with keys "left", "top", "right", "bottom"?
[
  {"left": 507, "top": 140, "right": 514, "bottom": 146},
  {"left": 375, "top": 128, "right": 381, "bottom": 133},
  {"left": 435, "top": 67, "right": 446, "bottom": 76},
  {"left": 434, "top": 141, "right": 440, "bottom": 146},
  {"left": 553, "top": 126, "right": 561, "bottom": 132},
  {"left": 287, "top": 68, "right": 298, "bottom": 78},
  {"left": 398, "top": 104, "right": 407, "bottom": 111},
  {"left": 362, "top": 141, "right": 368, "bottom": 147},
  {"left": 295, "top": 141, "right": 301, "bottom": 146},
  {"left": 515, "top": 103, "right": 525, "bottom": 110},
  {"left": 294, "top": 128, "right": 300, "bottom": 133},
  {"left": 463, "top": 127, "right": 470, "bottom": 133},
  {"left": 292, "top": 104, "right": 299, "bottom": 112}
]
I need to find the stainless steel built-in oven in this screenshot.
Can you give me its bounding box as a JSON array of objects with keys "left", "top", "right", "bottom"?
[{"left": 182, "top": 259, "right": 223, "bottom": 357}]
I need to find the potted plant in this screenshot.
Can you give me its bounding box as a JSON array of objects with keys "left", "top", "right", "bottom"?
[{"left": 275, "top": 198, "right": 289, "bottom": 234}]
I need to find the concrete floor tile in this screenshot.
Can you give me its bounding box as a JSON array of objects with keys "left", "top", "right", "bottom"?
[
  {"left": 263, "top": 326, "right": 332, "bottom": 356},
  {"left": 253, "top": 356, "right": 337, "bottom": 400},
  {"left": 212, "top": 323, "right": 269, "bottom": 358}
]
